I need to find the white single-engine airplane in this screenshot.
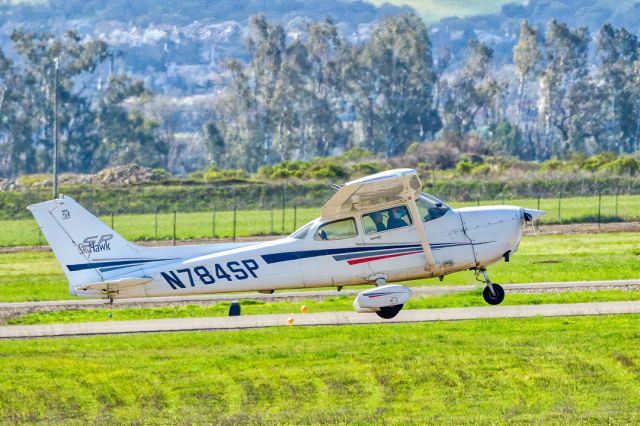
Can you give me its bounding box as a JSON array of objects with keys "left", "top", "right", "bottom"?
[{"left": 29, "top": 169, "right": 545, "bottom": 319}]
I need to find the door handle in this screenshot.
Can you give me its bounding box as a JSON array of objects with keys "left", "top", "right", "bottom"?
[{"left": 369, "top": 236, "right": 381, "bottom": 240}]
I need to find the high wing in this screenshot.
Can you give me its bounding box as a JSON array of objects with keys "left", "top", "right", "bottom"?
[
  {"left": 322, "top": 168, "right": 441, "bottom": 274},
  {"left": 321, "top": 168, "right": 422, "bottom": 218}
]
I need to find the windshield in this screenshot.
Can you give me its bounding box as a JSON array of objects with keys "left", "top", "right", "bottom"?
[
  {"left": 290, "top": 221, "right": 314, "bottom": 239},
  {"left": 416, "top": 193, "right": 450, "bottom": 222}
]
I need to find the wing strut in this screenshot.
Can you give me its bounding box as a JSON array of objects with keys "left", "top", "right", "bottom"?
[{"left": 406, "top": 197, "right": 443, "bottom": 275}]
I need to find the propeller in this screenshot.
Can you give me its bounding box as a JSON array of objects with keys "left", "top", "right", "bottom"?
[{"left": 523, "top": 208, "right": 546, "bottom": 234}]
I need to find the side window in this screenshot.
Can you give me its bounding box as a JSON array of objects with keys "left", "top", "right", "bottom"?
[
  {"left": 362, "top": 205, "right": 412, "bottom": 234},
  {"left": 417, "top": 195, "right": 450, "bottom": 222},
  {"left": 314, "top": 218, "right": 358, "bottom": 241}
]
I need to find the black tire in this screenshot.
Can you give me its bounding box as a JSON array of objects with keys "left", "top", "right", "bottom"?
[
  {"left": 376, "top": 304, "right": 404, "bottom": 319},
  {"left": 483, "top": 284, "right": 505, "bottom": 305}
]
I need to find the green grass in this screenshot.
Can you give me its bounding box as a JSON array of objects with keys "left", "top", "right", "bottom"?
[
  {"left": 370, "top": 0, "right": 528, "bottom": 23},
  {"left": 0, "top": 232, "right": 637, "bottom": 303},
  {"left": 2, "top": 194, "right": 639, "bottom": 247},
  {"left": 1, "top": 315, "right": 640, "bottom": 423},
  {"left": 8, "top": 289, "right": 640, "bottom": 325}
]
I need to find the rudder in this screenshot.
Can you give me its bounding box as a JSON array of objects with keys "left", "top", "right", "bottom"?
[{"left": 28, "top": 195, "right": 142, "bottom": 294}]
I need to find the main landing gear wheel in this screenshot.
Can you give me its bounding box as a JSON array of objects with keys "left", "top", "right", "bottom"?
[
  {"left": 482, "top": 283, "right": 505, "bottom": 305},
  {"left": 376, "top": 304, "right": 404, "bottom": 319}
]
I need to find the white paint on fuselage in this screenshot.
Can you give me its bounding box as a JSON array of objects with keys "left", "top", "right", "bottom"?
[{"left": 92, "top": 205, "right": 525, "bottom": 299}]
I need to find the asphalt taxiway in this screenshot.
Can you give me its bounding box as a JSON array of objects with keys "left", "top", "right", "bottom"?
[{"left": 2, "top": 300, "right": 640, "bottom": 339}]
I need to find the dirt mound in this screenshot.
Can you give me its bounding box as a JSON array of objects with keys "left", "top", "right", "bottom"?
[
  {"left": 12, "top": 164, "right": 172, "bottom": 189},
  {"left": 92, "top": 164, "right": 169, "bottom": 186}
]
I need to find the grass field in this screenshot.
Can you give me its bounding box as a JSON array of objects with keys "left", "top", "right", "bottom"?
[
  {"left": 8, "top": 289, "right": 640, "bottom": 325},
  {"left": 370, "top": 0, "right": 527, "bottom": 22},
  {"left": 1, "top": 315, "right": 640, "bottom": 423},
  {"left": 1, "top": 194, "right": 639, "bottom": 247},
  {"left": 0, "top": 232, "right": 637, "bottom": 303}
]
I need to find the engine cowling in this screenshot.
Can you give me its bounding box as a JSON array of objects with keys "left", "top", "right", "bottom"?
[{"left": 353, "top": 284, "right": 413, "bottom": 313}]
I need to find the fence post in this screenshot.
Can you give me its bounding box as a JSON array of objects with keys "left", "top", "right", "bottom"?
[
  {"left": 232, "top": 206, "right": 237, "bottom": 243},
  {"left": 172, "top": 210, "right": 177, "bottom": 246},
  {"left": 111, "top": 211, "right": 115, "bottom": 230},
  {"left": 537, "top": 196, "right": 541, "bottom": 211},
  {"left": 476, "top": 197, "right": 480, "bottom": 206},
  {"left": 154, "top": 207, "right": 158, "bottom": 241},
  {"left": 212, "top": 204, "right": 216, "bottom": 239},
  {"left": 270, "top": 204, "right": 274, "bottom": 234},
  {"left": 597, "top": 192, "right": 602, "bottom": 228},
  {"left": 293, "top": 205, "right": 297, "bottom": 231},
  {"left": 614, "top": 188, "right": 619, "bottom": 217},
  {"left": 281, "top": 184, "right": 286, "bottom": 236},
  {"left": 557, "top": 192, "right": 562, "bottom": 223}
]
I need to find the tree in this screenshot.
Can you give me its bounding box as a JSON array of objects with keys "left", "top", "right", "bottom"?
[
  {"left": 594, "top": 24, "right": 639, "bottom": 154},
  {"left": 441, "top": 39, "right": 499, "bottom": 142},
  {"left": 513, "top": 20, "right": 542, "bottom": 125},
  {"left": 538, "top": 20, "right": 590, "bottom": 158},
  {"left": 0, "top": 47, "right": 38, "bottom": 177},
  {"left": 10, "top": 29, "right": 109, "bottom": 173},
  {"left": 203, "top": 121, "right": 226, "bottom": 168},
  {"left": 94, "top": 75, "right": 167, "bottom": 169},
  {"left": 359, "top": 13, "right": 440, "bottom": 156}
]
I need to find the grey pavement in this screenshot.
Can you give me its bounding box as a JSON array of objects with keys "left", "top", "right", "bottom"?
[
  {"left": 2, "top": 300, "right": 640, "bottom": 339},
  {"left": 1, "top": 279, "right": 638, "bottom": 311}
]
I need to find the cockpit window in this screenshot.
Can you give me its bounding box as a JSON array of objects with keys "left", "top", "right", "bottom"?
[
  {"left": 362, "top": 205, "right": 413, "bottom": 234},
  {"left": 314, "top": 218, "right": 358, "bottom": 241},
  {"left": 417, "top": 194, "right": 450, "bottom": 222},
  {"left": 290, "top": 222, "right": 313, "bottom": 239}
]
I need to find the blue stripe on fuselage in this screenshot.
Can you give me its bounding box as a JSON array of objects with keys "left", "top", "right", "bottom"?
[
  {"left": 261, "top": 242, "right": 484, "bottom": 264},
  {"left": 66, "top": 258, "right": 176, "bottom": 272}
]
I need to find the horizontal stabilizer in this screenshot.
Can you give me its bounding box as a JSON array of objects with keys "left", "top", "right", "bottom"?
[{"left": 76, "top": 277, "right": 152, "bottom": 296}]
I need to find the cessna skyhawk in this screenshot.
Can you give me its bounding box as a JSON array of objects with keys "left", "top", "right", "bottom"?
[{"left": 28, "top": 169, "right": 544, "bottom": 319}]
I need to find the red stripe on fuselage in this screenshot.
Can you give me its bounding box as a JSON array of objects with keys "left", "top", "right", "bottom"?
[{"left": 346, "top": 250, "right": 423, "bottom": 265}]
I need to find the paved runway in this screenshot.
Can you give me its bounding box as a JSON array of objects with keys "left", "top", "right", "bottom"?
[
  {"left": 2, "top": 300, "right": 640, "bottom": 339},
  {"left": 1, "top": 279, "right": 638, "bottom": 311}
]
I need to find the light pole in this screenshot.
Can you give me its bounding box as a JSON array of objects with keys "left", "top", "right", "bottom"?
[{"left": 52, "top": 57, "right": 59, "bottom": 199}]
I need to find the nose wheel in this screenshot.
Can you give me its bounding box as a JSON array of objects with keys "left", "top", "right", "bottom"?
[{"left": 477, "top": 269, "right": 505, "bottom": 305}]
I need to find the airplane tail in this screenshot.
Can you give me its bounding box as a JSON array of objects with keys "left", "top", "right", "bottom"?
[{"left": 28, "top": 196, "right": 153, "bottom": 295}]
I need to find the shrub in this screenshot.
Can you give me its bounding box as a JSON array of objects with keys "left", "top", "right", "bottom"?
[
  {"left": 305, "top": 158, "right": 349, "bottom": 180},
  {"left": 471, "top": 164, "right": 491, "bottom": 176},
  {"left": 258, "top": 161, "right": 309, "bottom": 179},
  {"left": 350, "top": 162, "right": 382, "bottom": 177},
  {"left": 582, "top": 152, "right": 617, "bottom": 172},
  {"left": 339, "top": 147, "right": 374, "bottom": 162},
  {"left": 598, "top": 156, "right": 639, "bottom": 176},
  {"left": 202, "top": 167, "right": 248, "bottom": 182},
  {"left": 455, "top": 160, "right": 474, "bottom": 175},
  {"left": 541, "top": 159, "right": 564, "bottom": 172}
]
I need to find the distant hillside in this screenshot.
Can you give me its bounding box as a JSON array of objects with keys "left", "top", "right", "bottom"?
[
  {"left": 428, "top": 0, "right": 640, "bottom": 63},
  {"left": 0, "top": 0, "right": 410, "bottom": 95}
]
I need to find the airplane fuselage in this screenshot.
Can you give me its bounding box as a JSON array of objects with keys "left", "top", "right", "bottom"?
[{"left": 81, "top": 205, "right": 525, "bottom": 299}]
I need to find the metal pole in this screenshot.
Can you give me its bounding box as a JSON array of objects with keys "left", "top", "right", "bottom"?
[
  {"left": 154, "top": 208, "right": 158, "bottom": 241},
  {"left": 557, "top": 192, "right": 561, "bottom": 223},
  {"left": 111, "top": 211, "right": 115, "bottom": 229},
  {"left": 614, "top": 189, "right": 619, "bottom": 217},
  {"left": 52, "top": 57, "right": 59, "bottom": 199}
]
